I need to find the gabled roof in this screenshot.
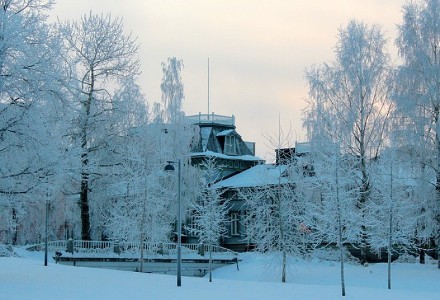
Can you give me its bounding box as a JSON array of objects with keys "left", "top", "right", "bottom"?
[{"left": 213, "top": 164, "right": 289, "bottom": 188}]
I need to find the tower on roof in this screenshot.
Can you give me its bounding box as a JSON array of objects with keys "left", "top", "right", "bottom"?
[{"left": 187, "top": 112, "right": 264, "bottom": 179}]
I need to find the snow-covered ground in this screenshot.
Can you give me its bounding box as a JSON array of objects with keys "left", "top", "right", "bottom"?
[{"left": 1, "top": 247, "right": 439, "bottom": 300}]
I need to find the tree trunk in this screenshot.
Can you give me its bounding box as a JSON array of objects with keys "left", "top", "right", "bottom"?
[
  {"left": 80, "top": 175, "right": 91, "bottom": 240},
  {"left": 340, "top": 245, "right": 346, "bottom": 297},
  {"left": 388, "top": 220, "right": 392, "bottom": 289},
  {"left": 79, "top": 119, "right": 91, "bottom": 240},
  {"left": 282, "top": 249, "right": 287, "bottom": 283},
  {"left": 336, "top": 156, "right": 346, "bottom": 296},
  {"left": 436, "top": 107, "right": 440, "bottom": 269},
  {"left": 358, "top": 162, "right": 369, "bottom": 265},
  {"left": 358, "top": 100, "right": 370, "bottom": 266},
  {"left": 12, "top": 207, "right": 18, "bottom": 245},
  {"left": 437, "top": 173, "right": 440, "bottom": 269},
  {"left": 388, "top": 157, "right": 394, "bottom": 289},
  {"left": 419, "top": 248, "right": 426, "bottom": 264},
  {"left": 79, "top": 81, "right": 93, "bottom": 241},
  {"left": 209, "top": 243, "right": 212, "bottom": 282},
  {"left": 436, "top": 154, "right": 440, "bottom": 268}
]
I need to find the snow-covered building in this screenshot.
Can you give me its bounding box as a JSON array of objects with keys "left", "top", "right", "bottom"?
[
  {"left": 211, "top": 143, "right": 312, "bottom": 251},
  {"left": 187, "top": 113, "right": 313, "bottom": 251},
  {"left": 213, "top": 164, "right": 289, "bottom": 251}
]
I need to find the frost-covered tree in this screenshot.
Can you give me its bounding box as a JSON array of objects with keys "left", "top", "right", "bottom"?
[
  {"left": 160, "top": 57, "right": 184, "bottom": 124},
  {"left": 88, "top": 76, "right": 149, "bottom": 238},
  {"left": 368, "top": 149, "right": 418, "bottom": 289},
  {"left": 0, "top": 0, "right": 68, "bottom": 244},
  {"left": 0, "top": 0, "right": 59, "bottom": 195},
  {"left": 395, "top": 0, "right": 440, "bottom": 268},
  {"left": 239, "top": 125, "right": 319, "bottom": 283},
  {"left": 104, "top": 135, "right": 175, "bottom": 274},
  {"left": 238, "top": 159, "right": 318, "bottom": 283},
  {"left": 103, "top": 104, "right": 195, "bottom": 259},
  {"left": 304, "top": 20, "right": 394, "bottom": 263},
  {"left": 186, "top": 157, "right": 229, "bottom": 282},
  {"left": 111, "top": 76, "right": 149, "bottom": 135},
  {"left": 306, "top": 141, "right": 361, "bottom": 297},
  {"left": 156, "top": 56, "right": 195, "bottom": 162},
  {"left": 58, "top": 12, "right": 140, "bottom": 240}
]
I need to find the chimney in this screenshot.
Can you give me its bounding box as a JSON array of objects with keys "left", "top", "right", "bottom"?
[{"left": 275, "top": 148, "right": 295, "bottom": 165}]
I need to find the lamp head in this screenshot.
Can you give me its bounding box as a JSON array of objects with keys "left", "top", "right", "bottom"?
[{"left": 164, "top": 164, "right": 175, "bottom": 172}]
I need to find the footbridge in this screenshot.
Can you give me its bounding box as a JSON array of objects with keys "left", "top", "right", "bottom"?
[{"left": 26, "top": 240, "right": 239, "bottom": 276}]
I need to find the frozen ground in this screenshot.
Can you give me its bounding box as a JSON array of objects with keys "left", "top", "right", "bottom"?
[{"left": 0, "top": 247, "right": 439, "bottom": 300}]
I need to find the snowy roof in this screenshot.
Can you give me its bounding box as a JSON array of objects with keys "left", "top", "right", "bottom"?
[
  {"left": 295, "top": 142, "right": 311, "bottom": 154},
  {"left": 216, "top": 129, "right": 238, "bottom": 137},
  {"left": 191, "top": 151, "right": 263, "bottom": 162},
  {"left": 213, "top": 164, "right": 289, "bottom": 188}
]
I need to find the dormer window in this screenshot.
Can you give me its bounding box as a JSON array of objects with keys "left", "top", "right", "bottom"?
[
  {"left": 216, "top": 129, "right": 239, "bottom": 155},
  {"left": 224, "top": 135, "right": 237, "bottom": 155}
]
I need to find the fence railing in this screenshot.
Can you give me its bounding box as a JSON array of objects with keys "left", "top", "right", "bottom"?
[
  {"left": 187, "top": 113, "right": 235, "bottom": 127},
  {"left": 26, "top": 240, "right": 238, "bottom": 258},
  {"left": 182, "top": 243, "right": 234, "bottom": 254},
  {"left": 26, "top": 240, "right": 66, "bottom": 252}
]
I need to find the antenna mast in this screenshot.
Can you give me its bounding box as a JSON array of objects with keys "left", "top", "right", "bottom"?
[{"left": 207, "top": 57, "right": 210, "bottom": 119}]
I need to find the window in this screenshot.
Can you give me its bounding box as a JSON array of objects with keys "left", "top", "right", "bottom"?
[
  {"left": 187, "top": 212, "right": 199, "bottom": 236},
  {"left": 224, "top": 135, "right": 237, "bottom": 155},
  {"left": 228, "top": 191, "right": 237, "bottom": 201},
  {"left": 231, "top": 212, "right": 240, "bottom": 236},
  {"left": 303, "top": 164, "right": 315, "bottom": 177}
]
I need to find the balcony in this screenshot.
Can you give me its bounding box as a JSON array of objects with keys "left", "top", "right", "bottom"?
[{"left": 187, "top": 113, "right": 235, "bottom": 127}]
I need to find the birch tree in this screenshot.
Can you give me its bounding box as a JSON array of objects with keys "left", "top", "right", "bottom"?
[
  {"left": 238, "top": 161, "right": 318, "bottom": 283},
  {"left": 0, "top": 0, "right": 67, "bottom": 244},
  {"left": 395, "top": 0, "right": 440, "bottom": 268},
  {"left": 306, "top": 141, "right": 361, "bottom": 297},
  {"left": 304, "top": 20, "right": 394, "bottom": 263},
  {"left": 0, "top": 0, "right": 59, "bottom": 196},
  {"left": 58, "top": 12, "right": 140, "bottom": 240},
  {"left": 88, "top": 76, "right": 149, "bottom": 238},
  {"left": 160, "top": 57, "right": 184, "bottom": 124},
  {"left": 186, "top": 157, "right": 229, "bottom": 282},
  {"left": 367, "top": 149, "right": 418, "bottom": 289},
  {"left": 103, "top": 137, "right": 174, "bottom": 257},
  {"left": 111, "top": 76, "right": 149, "bottom": 135}
]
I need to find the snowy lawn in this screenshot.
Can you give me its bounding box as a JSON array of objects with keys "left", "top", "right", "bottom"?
[{"left": 1, "top": 249, "right": 439, "bottom": 300}]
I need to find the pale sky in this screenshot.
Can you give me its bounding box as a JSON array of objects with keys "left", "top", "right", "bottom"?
[{"left": 51, "top": 0, "right": 405, "bottom": 161}]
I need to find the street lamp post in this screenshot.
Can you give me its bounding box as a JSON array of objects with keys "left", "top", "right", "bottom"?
[
  {"left": 44, "top": 176, "right": 49, "bottom": 267},
  {"left": 44, "top": 199, "right": 48, "bottom": 266},
  {"left": 165, "top": 159, "right": 182, "bottom": 287}
]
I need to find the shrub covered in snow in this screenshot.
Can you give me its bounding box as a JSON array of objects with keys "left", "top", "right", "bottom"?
[{"left": 0, "top": 244, "right": 17, "bottom": 257}]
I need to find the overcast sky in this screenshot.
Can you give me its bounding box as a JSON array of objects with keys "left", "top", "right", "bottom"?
[{"left": 51, "top": 0, "right": 405, "bottom": 161}]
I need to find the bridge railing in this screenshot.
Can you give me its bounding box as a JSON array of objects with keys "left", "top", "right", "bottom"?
[
  {"left": 118, "top": 242, "right": 177, "bottom": 255},
  {"left": 182, "top": 243, "right": 238, "bottom": 256},
  {"left": 26, "top": 240, "right": 238, "bottom": 258},
  {"left": 26, "top": 240, "right": 66, "bottom": 252},
  {"left": 73, "top": 240, "right": 113, "bottom": 254}
]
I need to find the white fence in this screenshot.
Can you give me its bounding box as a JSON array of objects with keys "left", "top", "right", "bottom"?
[
  {"left": 187, "top": 113, "right": 235, "bottom": 127},
  {"left": 26, "top": 240, "right": 238, "bottom": 258}
]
